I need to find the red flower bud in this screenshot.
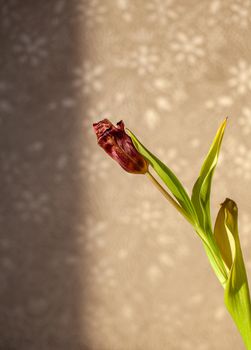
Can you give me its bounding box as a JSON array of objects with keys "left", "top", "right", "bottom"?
[{"left": 93, "top": 119, "right": 148, "bottom": 174}]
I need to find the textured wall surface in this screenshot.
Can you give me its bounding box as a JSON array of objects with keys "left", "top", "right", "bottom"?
[{"left": 1, "top": 1, "right": 251, "bottom": 349}]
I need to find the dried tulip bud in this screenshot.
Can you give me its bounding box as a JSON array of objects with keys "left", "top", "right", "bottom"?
[{"left": 93, "top": 119, "right": 148, "bottom": 174}]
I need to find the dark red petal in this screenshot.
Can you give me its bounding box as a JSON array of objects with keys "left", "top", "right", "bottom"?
[
  {"left": 116, "top": 120, "right": 125, "bottom": 131},
  {"left": 93, "top": 119, "right": 114, "bottom": 141},
  {"left": 93, "top": 118, "right": 148, "bottom": 174}
]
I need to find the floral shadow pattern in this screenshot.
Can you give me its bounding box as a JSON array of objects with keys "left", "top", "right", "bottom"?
[{"left": 1, "top": 0, "right": 251, "bottom": 350}]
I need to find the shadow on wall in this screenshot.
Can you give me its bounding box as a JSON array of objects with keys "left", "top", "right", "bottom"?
[{"left": 0, "top": 2, "right": 88, "bottom": 349}]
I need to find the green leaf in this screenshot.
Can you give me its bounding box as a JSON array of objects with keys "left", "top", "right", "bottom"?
[
  {"left": 191, "top": 119, "right": 227, "bottom": 233},
  {"left": 214, "top": 198, "right": 251, "bottom": 350},
  {"left": 214, "top": 201, "right": 233, "bottom": 270},
  {"left": 127, "top": 129, "right": 197, "bottom": 224}
]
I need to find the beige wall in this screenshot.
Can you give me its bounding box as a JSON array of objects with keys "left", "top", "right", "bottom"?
[{"left": 1, "top": 0, "right": 251, "bottom": 349}]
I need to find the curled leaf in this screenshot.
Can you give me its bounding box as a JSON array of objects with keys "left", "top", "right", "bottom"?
[{"left": 214, "top": 198, "right": 251, "bottom": 350}]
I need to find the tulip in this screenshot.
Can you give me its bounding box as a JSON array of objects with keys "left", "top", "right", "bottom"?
[
  {"left": 92, "top": 117, "right": 251, "bottom": 349},
  {"left": 93, "top": 119, "right": 149, "bottom": 174}
]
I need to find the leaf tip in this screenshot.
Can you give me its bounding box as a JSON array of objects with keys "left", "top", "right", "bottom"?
[
  {"left": 222, "top": 117, "right": 228, "bottom": 129},
  {"left": 125, "top": 128, "right": 133, "bottom": 137}
]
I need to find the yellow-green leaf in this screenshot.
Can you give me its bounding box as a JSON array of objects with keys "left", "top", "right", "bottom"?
[
  {"left": 214, "top": 201, "right": 233, "bottom": 270},
  {"left": 192, "top": 119, "right": 227, "bottom": 233},
  {"left": 214, "top": 198, "right": 251, "bottom": 350},
  {"left": 127, "top": 129, "right": 197, "bottom": 224}
]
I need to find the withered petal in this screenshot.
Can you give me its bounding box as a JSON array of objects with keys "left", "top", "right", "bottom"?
[{"left": 93, "top": 119, "right": 148, "bottom": 174}]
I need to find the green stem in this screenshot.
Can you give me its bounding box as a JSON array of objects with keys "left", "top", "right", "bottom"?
[
  {"left": 202, "top": 236, "right": 228, "bottom": 286},
  {"left": 146, "top": 170, "right": 228, "bottom": 285},
  {"left": 146, "top": 170, "right": 194, "bottom": 225}
]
